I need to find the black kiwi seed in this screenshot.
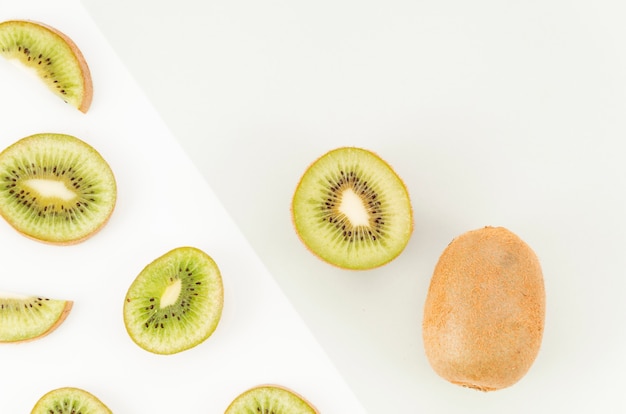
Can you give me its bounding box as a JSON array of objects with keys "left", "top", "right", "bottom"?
[{"left": 320, "top": 169, "right": 387, "bottom": 244}]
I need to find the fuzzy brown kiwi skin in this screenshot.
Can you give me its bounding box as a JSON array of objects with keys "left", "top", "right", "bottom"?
[
  {"left": 422, "top": 226, "right": 546, "bottom": 391},
  {"left": 1, "top": 301, "right": 72, "bottom": 344},
  {"left": 1, "top": 20, "right": 93, "bottom": 113},
  {"left": 226, "top": 384, "right": 320, "bottom": 414},
  {"left": 290, "top": 146, "right": 414, "bottom": 271}
]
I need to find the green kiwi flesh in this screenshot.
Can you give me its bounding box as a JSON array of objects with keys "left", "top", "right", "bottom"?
[
  {"left": 123, "top": 246, "right": 224, "bottom": 355},
  {"left": 225, "top": 385, "right": 319, "bottom": 414},
  {"left": 0, "top": 292, "right": 72, "bottom": 343},
  {"left": 291, "top": 147, "right": 413, "bottom": 270},
  {"left": 0, "top": 20, "right": 93, "bottom": 112},
  {"left": 31, "top": 387, "right": 112, "bottom": 414},
  {"left": 0, "top": 133, "right": 117, "bottom": 244}
]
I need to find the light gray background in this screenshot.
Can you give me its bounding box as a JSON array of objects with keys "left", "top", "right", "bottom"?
[{"left": 82, "top": 1, "right": 626, "bottom": 412}]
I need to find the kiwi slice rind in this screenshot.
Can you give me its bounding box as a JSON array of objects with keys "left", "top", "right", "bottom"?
[
  {"left": 225, "top": 384, "right": 319, "bottom": 414},
  {"left": 291, "top": 146, "right": 413, "bottom": 270},
  {"left": 0, "top": 292, "right": 72, "bottom": 343},
  {"left": 123, "top": 246, "right": 224, "bottom": 355},
  {"left": 0, "top": 133, "right": 117, "bottom": 245},
  {"left": 0, "top": 20, "right": 93, "bottom": 112},
  {"left": 31, "top": 387, "right": 112, "bottom": 414}
]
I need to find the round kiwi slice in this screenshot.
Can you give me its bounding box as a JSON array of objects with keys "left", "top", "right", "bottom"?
[
  {"left": 225, "top": 385, "right": 319, "bottom": 414},
  {"left": 123, "top": 246, "right": 224, "bottom": 355},
  {"left": 0, "top": 20, "right": 93, "bottom": 112},
  {"left": 0, "top": 291, "right": 72, "bottom": 343},
  {"left": 0, "top": 133, "right": 117, "bottom": 244},
  {"left": 31, "top": 387, "right": 112, "bottom": 414},
  {"left": 291, "top": 147, "right": 413, "bottom": 270}
]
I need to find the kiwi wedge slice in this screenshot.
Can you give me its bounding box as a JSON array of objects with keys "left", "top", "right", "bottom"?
[
  {"left": 291, "top": 147, "right": 413, "bottom": 270},
  {"left": 31, "top": 387, "right": 112, "bottom": 414},
  {"left": 0, "top": 292, "right": 72, "bottom": 343},
  {"left": 0, "top": 133, "right": 117, "bottom": 244},
  {"left": 225, "top": 385, "right": 319, "bottom": 414},
  {"left": 123, "top": 246, "right": 224, "bottom": 355},
  {"left": 0, "top": 20, "right": 93, "bottom": 112}
]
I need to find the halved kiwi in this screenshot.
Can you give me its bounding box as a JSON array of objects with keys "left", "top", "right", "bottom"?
[
  {"left": 123, "top": 246, "right": 224, "bottom": 355},
  {"left": 225, "top": 385, "right": 319, "bottom": 414},
  {"left": 0, "top": 291, "right": 72, "bottom": 343},
  {"left": 0, "top": 133, "right": 117, "bottom": 244},
  {"left": 0, "top": 20, "right": 92, "bottom": 112},
  {"left": 291, "top": 147, "right": 413, "bottom": 270},
  {"left": 31, "top": 387, "right": 111, "bottom": 414}
]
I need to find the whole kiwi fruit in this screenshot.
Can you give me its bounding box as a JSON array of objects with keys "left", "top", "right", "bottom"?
[{"left": 422, "top": 226, "right": 546, "bottom": 391}]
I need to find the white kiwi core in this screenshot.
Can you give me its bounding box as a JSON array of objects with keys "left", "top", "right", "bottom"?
[
  {"left": 6, "top": 56, "right": 42, "bottom": 79},
  {"left": 24, "top": 179, "right": 76, "bottom": 201},
  {"left": 339, "top": 188, "right": 369, "bottom": 226},
  {"left": 160, "top": 279, "right": 182, "bottom": 308}
]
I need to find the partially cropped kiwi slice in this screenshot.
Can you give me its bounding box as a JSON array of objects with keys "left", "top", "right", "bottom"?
[
  {"left": 124, "top": 246, "right": 224, "bottom": 355},
  {"left": 0, "top": 291, "right": 72, "bottom": 343},
  {"left": 291, "top": 147, "right": 413, "bottom": 270},
  {"left": 225, "top": 385, "right": 319, "bottom": 414},
  {"left": 0, "top": 20, "right": 92, "bottom": 112},
  {"left": 0, "top": 133, "right": 116, "bottom": 244},
  {"left": 31, "top": 387, "right": 112, "bottom": 414}
]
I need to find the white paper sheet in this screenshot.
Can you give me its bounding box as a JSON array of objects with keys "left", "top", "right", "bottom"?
[{"left": 0, "top": 1, "right": 367, "bottom": 412}]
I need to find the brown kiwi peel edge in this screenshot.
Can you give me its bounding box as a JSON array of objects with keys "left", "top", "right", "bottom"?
[
  {"left": 1, "top": 300, "right": 73, "bottom": 344},
  {"left": 1, "top": 19, "right": 93, "bottom": 113},
  {"left": 11, "top": 211, "right": 115, "bottom": 246},
  {"left": 261, "top": 384, "right": 320, "bottom": 414},
  {"left": 225, "top": 384, "right": 320, "bottom": 414},
  {"left": 31, "top": 20, "right": 93, "bottom": 113},
  {"left": 29, "top": 20, "right": 93, "bottom": 113}
]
